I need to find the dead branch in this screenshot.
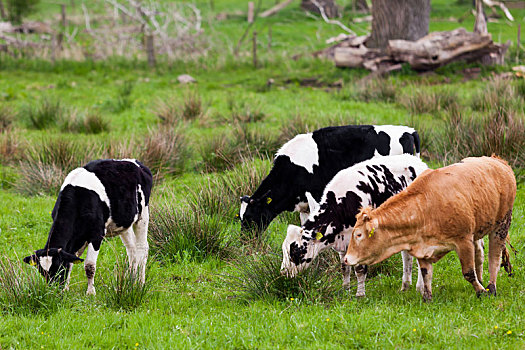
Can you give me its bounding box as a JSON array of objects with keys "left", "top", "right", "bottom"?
[
  {"left": 310, "top": 0, "right": 355, "bottom": 35},
  {"left": 259, "top": 0, "right": 295, "bottom": 18}
]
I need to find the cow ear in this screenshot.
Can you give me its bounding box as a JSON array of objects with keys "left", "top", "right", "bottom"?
[
  {"left": 59, "top": 250, "right": 84, "bottom": 264},
  {"left": 305, "top": 192, "right": 320, "bottom": 213},
  {"left": 362, "top": 214, "right": 370, "bottom": 222},
  {"left": 23, "top": 255, "right": 38, "bottom": 266}
]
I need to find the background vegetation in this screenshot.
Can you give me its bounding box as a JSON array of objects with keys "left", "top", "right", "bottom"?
[{"left": 1, "top": 0, "right": 525, "bottom": 348}]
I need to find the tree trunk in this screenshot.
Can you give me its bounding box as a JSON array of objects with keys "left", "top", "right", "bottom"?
[
  {"left": 367, "top": 0, "right": 430, "bottom": 49},
  {"left": 301, "top": 0, "right": 339, "bottom": 18}
]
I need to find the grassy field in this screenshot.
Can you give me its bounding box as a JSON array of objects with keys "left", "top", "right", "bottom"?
[{"left": 1, "top": 0, "right": 525, "bottom": 348}]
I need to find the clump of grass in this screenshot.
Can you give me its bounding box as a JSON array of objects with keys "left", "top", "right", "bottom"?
[
  {"left": 278, "top": 114, "right": 315, "bottom": 144},
  {"left": 149, "top": 200, "right": 235, "bottom": 263},
  {"left": 187, "top": 177, "right": 236, "bottom": 219},
  {"left": 22, "top": 97, "right": 63, "bottom": 130},
  {"left": 430, "top": 108, "right": 525, "bottom": 168},
  {"left": 516, "top": 79, "right": 525, "bottom": 100},
  {"left": 198, "top": 133, "right": 243, "bottom": 173},
  {"left": 15, "top": 161, "right": 65, "bottom": 196},
  {"left": 219, "top": 97, "right": 266, "bottom": 124},
  {"left": 342, "top": 77, "right": 397, "bottom": 103},
  {"left": 61, "top": 109, "right": 110, "bottom": 134},
  {"left": 223, "top": 249, "right": 344, "bottom": 303},
  {"left": 400, "top": 89, "right": 460, "bottom": 116},
  {"left": 106, "top": 81, "right": 134, "bottom": 113},
  {"left": 100, "top": 255, "right": 153, "bottom": 311},
  {"left": 471, "top": 77, "right": 523, "bottom": 113},
  {"left": 155, "top": 91, "right": 207, "bottom": 125},
  {"left": 0, "top": 104, "right": 15, "bottom": 132},
  {"left": 139, "top": 127, "right": 188, "bottom": 177},
  {"left": 0, "top": 132, "right": 23, "bottom": 164},
  {"left": 232, "top": 123, "right": 280, "bottom": 159},
  {"left": 221, "top": 158, "right": 272, "bottom": 200},
  {"left": 0, "top": 256, "right": 63, "bottom": 315}
]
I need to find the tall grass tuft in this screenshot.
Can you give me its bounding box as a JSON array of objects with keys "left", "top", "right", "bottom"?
[
  {"left": 22, "top": 97, "right": 63, "bottom": 130},
  {"left": 139, "top": 127, "right": 188, "bottom": 177},
  {"left": 100, "top": 255, "right": 153, "bottom": 311},
  {"left": 107, "top": 81, "right": 134, "bottom": 113},
  {"left": 0, "top": 104, "right": 15, "bottom": 132},
  {"left": 198, "top": 133, "right": 243, "bottom": 172},
  {"left": 223, "top": 250, "right": 344, "bottom": 303},
  {"left": 15, "top": 161, "right": 64, "bottom": 196},
  {"left": 155, "top": 91, "right": 206, "bottom": 125},
  {"left": 342, "top": 77, "right": 397, "bottom": 103},
  {"left": 149, "top": 199, "right": 235, "bottom": 262},
  {"left": 429, "top": 108, "right": 525, "bottom": 168},
  {"left": 0, "top": 256, "right": 63, "bottom": 315},
  {"left": 470, "top": 77, "right": 523, "bottom": 113},
  {"left": 401, "top": 89, "right": 459, "bottom": 116},
  {"left": 61, "top": 109, "right": 110, "bottom": 134},
  {"left": 0, "top": 132, "right": 23, "bottom": 164}
]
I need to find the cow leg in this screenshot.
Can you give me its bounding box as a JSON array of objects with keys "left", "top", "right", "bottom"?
[
  {"left": 354, "top": 264, "right": 368, "bottom": 297},
  {"left": 400, "top": 250, "right": 413, "bottom": 291},
  {"left": 487, "top": 210, "right": 512, "bottom": 296},
  {"left": 120, "top": 227, "right": 137, "bottom": 272},
  {"left": 338, "top": 251, "right": 352, "bottom": 290},
  {"left": 415, "top": 259, "right": 424, "bottom": 294},
  {"left": 456, "top": 241, "right": 485, "bottom": 296},
  {"left": 133, "top": 206, "right": 150, "bottom": 284},
  {"left": 416, "top": 259, "right": 433, "bottom": 302},
  {"left": 474, "top": 239, "right": 484, "bottom": 286},
  {"left": 85, "top": 242, "right": 101, "bottom": 295},
  {"left": 64, "top": 263, "right": 73, "bottom": 291}
]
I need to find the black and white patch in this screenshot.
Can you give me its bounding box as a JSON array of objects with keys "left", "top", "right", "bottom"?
[
  {"left": 240, "top": 124, "right": 420, "bottom": 232},
  {"left": 24, "top": 159, "right": 153, "bottom": 295}
]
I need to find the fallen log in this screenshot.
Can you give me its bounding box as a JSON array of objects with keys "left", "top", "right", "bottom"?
[{"left": 333, "top": 28, "right": 508, "bottom": 71}]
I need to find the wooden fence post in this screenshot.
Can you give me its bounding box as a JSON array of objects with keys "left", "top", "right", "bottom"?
[
  {"left": 247, "top": 2, "right": 254, "bottom": 23},
  {"left": 252, "top": 31, "right": 257, "bottom": 68},
  {"left": 0, "top": 0, "right": 6, "bottom": 20},
  {"left": 61, "top": 4, "right": 67, "bottom": 27},
  {"left": 517, "top": 24, "right": 522, "bottom": 64},
  {"left": 146, "top": 34, "right": 156, "bottom": 67}
]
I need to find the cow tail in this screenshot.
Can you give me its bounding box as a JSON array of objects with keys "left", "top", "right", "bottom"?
[
  {"left": 412, "top": 131, "right": 421, "bottom": 158},
  {"left": 501, "top": 239, "right": 514, "bottom": 277}
]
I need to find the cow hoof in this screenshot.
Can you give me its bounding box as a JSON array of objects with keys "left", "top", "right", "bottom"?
[
  {"left": 400, "top": 282, "right": 411, "bottom": 292},
  {"left": 342, "top": 282, "right": 351, "bottom": 291},
  {"left": 422, "top": 291, "right": 432, "bottom": 302},
  {"left": 485, "top": 283, "right": 497, "bottom": 296},
  {"left": 86, "top": 288, "right": 96, "bottom": 296},
  {"left": 476, "top": 289, "right": 488, "bottom": 298},
  {"left": 355, "top": 292, "right": 366, "bottom": 298}
]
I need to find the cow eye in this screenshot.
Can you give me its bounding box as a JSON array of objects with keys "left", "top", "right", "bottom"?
[{"left": 356, "top": 233, "right": 362, "bottom": 239}]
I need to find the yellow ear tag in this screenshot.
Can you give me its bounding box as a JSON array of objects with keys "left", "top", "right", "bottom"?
[
  {"left": 30, "top": 260, "right": 37, "bottom": 266},
  {"left": 316, "top": 232, "right": 323, "bottom": 240},
  {"left": 266, "top": 197, "right": 272, "bottom": 204},
  {"left": 368, "top": 227, "right": 375, "bottom": 238}
]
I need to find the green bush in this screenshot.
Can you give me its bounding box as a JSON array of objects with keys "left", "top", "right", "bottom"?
[{"left": 6, "top": 0, "right": 40, "bottom": 24}]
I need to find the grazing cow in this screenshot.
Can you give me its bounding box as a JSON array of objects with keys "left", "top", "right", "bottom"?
[
  {"left": 280, "top": 154, "right": 428, "bottom": 296},
  {"left": 23, "top": 159, "right": 153, "bottom": 295},
  {"left": 240, "top": 125, "right": 421, "bottom": 231},
  {"left": 344, "top": 156, "right": 516, "bottom": 301}
]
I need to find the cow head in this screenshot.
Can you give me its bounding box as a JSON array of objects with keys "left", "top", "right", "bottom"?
[
  {"left": 239, "top": 191, "right": 276, "bottom": 232},
  {"left": 23, "top": 248, "right": 83, "bottom": 284},
  {"left": 344, "top": 207, "right": 380, "bottom": 266},
  {"left": 280, "top": 225, "right": 325, "bottom": 277}
]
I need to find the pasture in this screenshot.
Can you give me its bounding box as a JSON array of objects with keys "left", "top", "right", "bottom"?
[{"left": 1, "top": 0, "right": 525, "bottom": 348}]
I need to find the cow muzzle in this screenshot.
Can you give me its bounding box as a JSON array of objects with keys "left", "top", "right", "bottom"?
[{"left": 343, "top": 254, "right": 359, "bottom": 266}]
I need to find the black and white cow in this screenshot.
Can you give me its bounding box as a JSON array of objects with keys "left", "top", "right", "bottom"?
[
  {"left": 23, "top": 159, "right": 153, "bottom": 295},
  {"left": 280, "top": 154, "right": 428, "bottom": 297},
  {"left": 240, "top": 125, "right": 420, "bottom": 232}
]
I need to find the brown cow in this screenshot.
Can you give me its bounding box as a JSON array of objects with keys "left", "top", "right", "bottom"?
[{"left": 344, "top": 156, "right": 516, "bottom": 301}]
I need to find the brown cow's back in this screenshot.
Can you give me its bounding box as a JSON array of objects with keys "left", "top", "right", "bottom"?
[{"left": 377, "top": 156, "right": 516, "bottom": 241}]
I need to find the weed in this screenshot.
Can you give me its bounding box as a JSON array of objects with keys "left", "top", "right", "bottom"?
[
  {"left": 223, "top": 249, "right": 344, "bottom": 303},
  {"left": 22, "top": 97, "right": 63, "bottom": 130},
  {"left": 180, "top": 90, "right": 205, "bottom": 121},
  {"left": 100, "top": 255, "right": 153, "bottom": 311},
  {"left": 150, "top": 199, "right": 235, "bottom": 263},
  {"left": 0, "top": 256, "right": 63, "bottom": 315}
]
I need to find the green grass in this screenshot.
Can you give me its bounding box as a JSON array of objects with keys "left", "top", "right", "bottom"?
[{"left": 1, "top": 0, "right": 525, "bottom": 348}]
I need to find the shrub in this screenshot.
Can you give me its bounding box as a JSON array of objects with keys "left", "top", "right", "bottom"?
[
  {"left": 0, "top": 104, "right": 15, "bottom": 132},
  {"left": 0, "top": 256, "right": 63, "bottom": 315},
  {"left": 400, "top": 89, "right": 460, "bottom": 116},
  {"left": 149, "top": 200, "right": 235, "bottom": 262},
  {"left": 61, "top": 110, "right": 110, "bottom": 134},
  {"left": 223, "top": 249, "right": 344, "bottom": 303},
  {"left": 100, "top": 255, "right": 153, "bottom": 311},
  {"left": 22, "top": 97, "right": 63, "bottom": 130}
]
